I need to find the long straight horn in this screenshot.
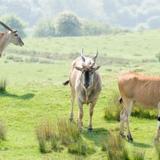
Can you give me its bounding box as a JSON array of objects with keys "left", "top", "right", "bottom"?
[
  {"left": 93, "top": 49, "right": 98, "bottom": 62},
  {"left": 0, "top": 21, "right": 13, "bottom": 31},
  {"left": 81, "top": 48, "right": 85, "bottom": 62}
]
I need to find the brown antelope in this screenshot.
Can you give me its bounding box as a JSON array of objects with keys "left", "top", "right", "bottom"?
[
  {"left": 63, "top": 50, "right": 102, "bottom": 131},
  {"left": 0, "top": 21, "right": 24, "bottom": 57},
  {"left": 118, "top": 71, "right": 160, "bottom": 142}
]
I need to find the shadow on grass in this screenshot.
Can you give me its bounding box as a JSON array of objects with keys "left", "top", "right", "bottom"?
[
  {"left": 132, "top": 141, "right": 152, "bottom": 148},
  {"left": 83, "top": 127, "right": 109, "bottom": 147},
  {"left": 0, "top": 91, "right": 34, "bottom": 100}
]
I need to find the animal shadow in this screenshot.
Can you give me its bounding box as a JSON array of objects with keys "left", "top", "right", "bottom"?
[
  {"left": 132, "top": 141, "right": 152, "bottom": 148},
  {"left": 83, "top": 127, "right": 109, "bottom": 147},
  {"left": 0, "top": 91, "right": 34, "bottom": 100}
]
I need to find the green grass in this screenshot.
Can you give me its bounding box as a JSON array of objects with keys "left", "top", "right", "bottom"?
[{"left": 0, "top": 30, "right": 160, "bottom": 159}]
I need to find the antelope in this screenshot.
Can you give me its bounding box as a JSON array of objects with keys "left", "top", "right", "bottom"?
[
  {"left": 0, "top": 21, "right": 24, "bottom": 57},
  {"left": 118, "top": 71, "right": 160, "bottom": 142},
  {"left": 63, "top": 50, "right": 102, "bottom": 131}
]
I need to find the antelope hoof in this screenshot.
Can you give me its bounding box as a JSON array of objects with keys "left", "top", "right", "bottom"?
[
  {"left": 127, "top": 134, "right": 133, "bottom": 142},
  {"left": 88, "top": 127, "right": 93, "bottom": 132}
]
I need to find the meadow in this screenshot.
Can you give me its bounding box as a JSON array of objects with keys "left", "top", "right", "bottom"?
[{"left": 0, "top": 30, "right": 160, "bottom": 159}]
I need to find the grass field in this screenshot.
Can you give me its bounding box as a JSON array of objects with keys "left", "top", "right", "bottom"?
[{"left": 0, "top": 30, "right": 160, "bottom": 159}]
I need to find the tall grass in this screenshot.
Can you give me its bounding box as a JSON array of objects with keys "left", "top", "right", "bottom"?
[
  {"left": 36, "top": 120, "right": 59, "bottom": 153},
  {"left": 68, "top": 140, "right": 95, "bottom": 155},
  {"left": 36, "top": 118, "right": 93, "bottom": 155},
  {"left": 102, "top": 132, "right": 129, "bottom": 160},
  {"left": 0, "top": 120, "right": 7, "bottom": 140},
  {"left": 155, "top": 142, "right": 160, "bottom": 160},
  {"left": 133, "top": 150, "right": 145, "bottom": 160},
  {"left": 0, "top": 79, "right": 7, "bottom": 93},
  {"left": 104, "top": 90, "right": 122, "bottom": 121},
  {"left": 57, "top": 118, "right": 80, "bottom": 145}
]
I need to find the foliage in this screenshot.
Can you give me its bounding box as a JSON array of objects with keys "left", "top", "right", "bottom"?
[
  {"left": 81, "top": 20, "right": 111, "bottom": 36},
  {"left": 56, "top": 12, "right": 81, "bottom": 36},
  {"left": 34, "top": 20, "right": 55, "bottom": 37},
  {"left": 0, "top": 15, "right": 26, "bottom": 37}
]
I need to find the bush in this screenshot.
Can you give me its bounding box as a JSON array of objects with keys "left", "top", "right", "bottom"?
[
  {"left": 56, "top": 12, "right": 81, "bottom": 36},
  {"left": 81, "top": 20, "right": 111, "bottom": 36},
  {"left": 0, "top": 15, "right": 26, "bottom": 37},
  {"left": 102, "top": 132, "right": 129, "bottom": 160},
  {"left": 34, "top": 20, "right": 55, "bottom": 37}
]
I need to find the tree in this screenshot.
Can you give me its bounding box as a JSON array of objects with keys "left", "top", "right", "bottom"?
[
  {"left": 34, "top": 20, "right": 55, "bottom": 37},
  {"left": 0, "top": 15, "right": 26, "bottom": 37},
  {"left": 56, "top": 12, "right": 81, "bottom": 36}
]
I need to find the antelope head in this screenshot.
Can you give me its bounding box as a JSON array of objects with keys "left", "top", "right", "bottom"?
[
  {"left": 75, "top": 50, "right": 100, "bottom": 89},
  {"left": 0, "top": 21, "right": 24, "bottom": 46}
]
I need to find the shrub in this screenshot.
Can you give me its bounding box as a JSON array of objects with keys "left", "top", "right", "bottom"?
[
  {"left": 34, "top": 20, "right": 55, "bottom": 37},
  {"left": 133, "top": 150, "right": 145, "bottom": 160},
  {"left": 36, "top": 120, "right": 59, "bottom": 153},
  {"left": 81, "top": 20, "right": 111, "bottom": 36},
  {"left": 0, "top": 79, "right": 7, "bottom": 93},
  {"left": 102, "top": 132, "right": 129, "bottom": 160},
  {"left": 56, "top": 12, "right": 81, "bottom": 36},
  {"left": 0, "top": 15, "right": 26, "bottom": 37}
]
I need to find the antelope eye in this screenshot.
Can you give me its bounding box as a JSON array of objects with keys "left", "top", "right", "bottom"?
[{"left": 15, "top": 34, "right": 18, "bottom": 36}]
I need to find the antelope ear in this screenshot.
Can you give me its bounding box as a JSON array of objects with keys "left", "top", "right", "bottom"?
[
  {"left": 93, "top": 65, "right": 100, "bottom": 71},
  {"left": 75, "top": 66, "right": 83, "bottom": 71}
]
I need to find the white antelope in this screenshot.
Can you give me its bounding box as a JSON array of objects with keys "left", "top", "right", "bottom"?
[
  {"left": 118, "top": 72, "right": 160, "bottom": 142},
  {"left": 0, "top": 21, "right": 24, "bottom": 57},
  {"left": 63, "top": 50, "right": 102, "bottom": 131}
]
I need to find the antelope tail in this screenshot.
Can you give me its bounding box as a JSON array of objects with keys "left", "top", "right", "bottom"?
[
  {"left": 63, "top": 80, "right": 69, "bottom": 86},
  {"left": 119, "top": 97, "right": 123, "bottom": 104}
]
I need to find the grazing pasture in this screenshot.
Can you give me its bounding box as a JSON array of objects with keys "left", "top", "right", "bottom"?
[{"left": 0, "top": 30, "right": 160, "bottom": 159}]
